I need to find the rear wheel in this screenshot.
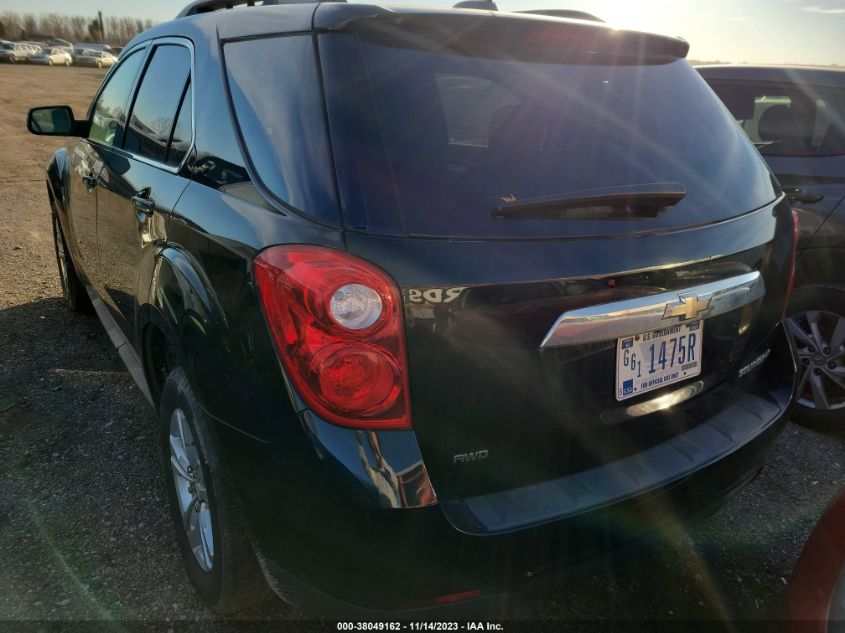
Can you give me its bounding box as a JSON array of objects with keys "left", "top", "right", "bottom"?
[
  {"left": 52, "top": 215, "right": 91, "bottom": 313},
  {"left": 786, "top": 286, "right": 845, "bottom": 427},
  {"left": 159, "top": 367, "right": 268, "bottom": 613}
]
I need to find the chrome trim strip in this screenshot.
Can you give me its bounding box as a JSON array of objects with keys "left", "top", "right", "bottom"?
[{"left": 540, "top": 271, "right": 765, "bottom": 349}]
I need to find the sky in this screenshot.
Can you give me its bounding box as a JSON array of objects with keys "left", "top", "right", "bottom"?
[{"left": 2, "top": 0, "right": 844, "bottom": 66}]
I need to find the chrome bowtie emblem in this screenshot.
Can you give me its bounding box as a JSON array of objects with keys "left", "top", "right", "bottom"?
[{"left": 663, "top": 294, "right": 712, "bottom": 321}]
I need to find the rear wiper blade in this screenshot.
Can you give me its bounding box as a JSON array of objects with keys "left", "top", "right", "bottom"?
[{"left": 492, "top": 183, "right": 687, "bottom": 220}]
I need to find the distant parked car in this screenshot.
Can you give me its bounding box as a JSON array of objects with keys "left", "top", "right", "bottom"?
[
  {"left": 20, "top": 42, "right": 45, "bottom": 53},
  {"left": 29, "top": 47, "right": 73, "bottom": 66},
  {"left": 700, "top": 65, "right": 845, "bottom": 425},
  {"left": 0, "top": 43, "right": 38, "bottom": 63},
  {"left": 74, "top": 50, "right": 117, "bottom": 68},
  {"left": 72, "top": 42, "right": 114, "bottom": 54}
]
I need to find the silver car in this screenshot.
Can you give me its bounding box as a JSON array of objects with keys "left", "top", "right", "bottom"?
[
  {"left": 0, "top": 43, "right": 39, "bottom": 63},
  {"left": 73, "top": 50, "right": 117, "bottom": 68},
  {"left": 28, "top": 47, "right": 73, "bottom": 66}
]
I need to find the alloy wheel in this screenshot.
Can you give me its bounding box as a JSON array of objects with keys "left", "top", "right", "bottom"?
[
  {"left": 169, "top": 408, "right": 215, "bottom": 572},
  {"left": 787, "top": 311, "right": 845, "bottom": 411}
]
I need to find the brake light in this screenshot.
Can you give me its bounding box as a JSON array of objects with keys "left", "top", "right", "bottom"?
[
  {"left": 783, "top": 209, "right": 800, "bottom": 319},
  {"left": 253, "top": 245, "right": 411, "bottom": 430}
]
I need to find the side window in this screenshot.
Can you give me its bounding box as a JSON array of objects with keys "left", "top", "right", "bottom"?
[
  {"left": 709, "top": 81, "right": 845, "bottom": 157},
  {"left": 88, "top": 50, "right": 144, "bottom": 147},
  {"left": 124, "top": 44, "right": 191, "bottom": 164},
  {"left": 224, "top": 35, "right": 338, "bottom": 221},
  {"left": 166, "top": 82, "right": 192, "bottom": 166},
  {"left": 744, "top": 95, "right": 792, "bottom": 144}
]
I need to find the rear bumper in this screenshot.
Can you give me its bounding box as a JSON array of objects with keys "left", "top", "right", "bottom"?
[
  {"left": 255, "top": 397, "right": 787, "bottom": 614},
  {"left": 246, "top": 325, "right": 795, "bottom": 613},
  {"left": 442, "top": 388, "right": 784, "bottom": 536}
]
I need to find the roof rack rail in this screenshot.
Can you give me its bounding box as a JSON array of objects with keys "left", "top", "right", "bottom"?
[
  {"left": 453, "top": 1, "right": 498, "bottom": 10},
  {"left": 519, "top": 9, "right": 604, "bottom": 22},
  {"left": 177, "top": 0, "right": 344, "bottom": 19}
]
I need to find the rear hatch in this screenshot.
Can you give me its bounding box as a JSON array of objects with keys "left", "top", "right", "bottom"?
[{"left": 319, "top": 10, "right": 793, "bottom": 499}]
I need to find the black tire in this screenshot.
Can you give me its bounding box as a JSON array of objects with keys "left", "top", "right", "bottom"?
[
  {"left": 786, "top": 285, "right": 845, "bottom": 428},
  {"left": 159, "top": 367, "right": 269, "bottom": 613},
  {"left": 52, "top": 214, "right": 92, "bottom": 313}
]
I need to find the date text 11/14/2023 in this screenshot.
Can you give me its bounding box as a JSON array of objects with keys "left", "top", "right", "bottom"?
[{"left": 616, "top": 321, "right": 704, "bottom": 401}]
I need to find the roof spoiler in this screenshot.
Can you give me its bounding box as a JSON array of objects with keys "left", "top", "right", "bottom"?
[
  {"left": 321, "top": 9, "right": 690, "bottom": 61},
  {"left": 519, "top": 9, "right": 604, "bottom": 22},
  {"left": 453, "top": 0, "right": 498, "bottom": 9}
]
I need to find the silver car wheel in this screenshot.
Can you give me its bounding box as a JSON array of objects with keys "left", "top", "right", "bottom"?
[
  {"left": 169, "top": 408, "right": 214, "bottom": 572},
  {"left": 787, "top": 310, "right": 845, "bottom": 411}
]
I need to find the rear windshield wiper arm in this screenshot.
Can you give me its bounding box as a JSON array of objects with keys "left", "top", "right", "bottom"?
[{"left": 493, "top": 183, "right": 687, "bottom": 220}]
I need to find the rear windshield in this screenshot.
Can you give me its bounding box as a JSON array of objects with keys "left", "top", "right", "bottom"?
[
  {"left": 318, "top": 27, "right": 777, "bottom": 238},
  {"left": 223, "top": 22, "right": 776, "bottom": 238},
  {"left": 706, "top": 81, "right": 845, "bottom": 158}
]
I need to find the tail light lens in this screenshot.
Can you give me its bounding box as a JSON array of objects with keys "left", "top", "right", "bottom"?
[
  {"left": 253, "top": 245, "right": 411, "bottom": 430},
  {"left": 783, "top": 209, "right": 800, "bottom": 319}
]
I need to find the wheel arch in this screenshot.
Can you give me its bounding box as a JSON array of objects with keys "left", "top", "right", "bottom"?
[
  {"left": 142, "top": 245, "right": 230, "bottom": 411},
  {"left": 46, "top": 148, "right": 70, "bottom": 221}
]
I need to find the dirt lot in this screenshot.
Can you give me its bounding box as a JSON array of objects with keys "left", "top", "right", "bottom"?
[{"left": 2, "top": 63, "right": 845, "bottom": 627}]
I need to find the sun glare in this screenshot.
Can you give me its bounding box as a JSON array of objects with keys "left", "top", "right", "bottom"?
[{"left": 597, "top": 0, "right": 683, "bottom": 34}]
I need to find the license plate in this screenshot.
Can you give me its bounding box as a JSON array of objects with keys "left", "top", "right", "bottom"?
[{"left": 616, "top": 321, "right": 704, "bottom": 401}]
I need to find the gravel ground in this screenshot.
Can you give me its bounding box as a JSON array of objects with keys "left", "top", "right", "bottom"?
[{"left": 1, "top": 63, "right": 845, "bottom": 627}]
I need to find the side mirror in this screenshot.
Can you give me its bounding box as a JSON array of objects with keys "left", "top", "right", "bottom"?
[{"left": 27, "top": 106, "right": 80, "bottom": 136}]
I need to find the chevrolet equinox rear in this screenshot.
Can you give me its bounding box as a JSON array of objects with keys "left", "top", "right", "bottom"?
[{"left": 28, "top": 0, "right": 798, "bottom": 615}]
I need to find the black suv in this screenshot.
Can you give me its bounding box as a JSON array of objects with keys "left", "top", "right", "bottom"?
[
  {"left": 29, "top": 0, "right": 798, "bottom": 615},
  {"left": 699, "top": 65, "right": 845, "bottom": 425}
]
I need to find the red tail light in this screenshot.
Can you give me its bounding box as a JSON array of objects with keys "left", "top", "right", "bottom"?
[
  {"left": 783, "top": 209, "right": 800, "bottom": 319},
  {"left": 253, "top": 245, "right": 411, "bottom": 430}
]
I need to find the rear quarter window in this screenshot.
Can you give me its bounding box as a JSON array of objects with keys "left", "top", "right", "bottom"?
[{"left": 223, "top": 35, "right": 339, "bottom": 223}]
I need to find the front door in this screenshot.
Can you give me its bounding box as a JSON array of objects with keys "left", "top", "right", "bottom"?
[
  {"left": 72, "top": 47, "right": 147, "bottom": 294},
  {"left": 66, "top": 140, "right": 103, "bottom": 279}
]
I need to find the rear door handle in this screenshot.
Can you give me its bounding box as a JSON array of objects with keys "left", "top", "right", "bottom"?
[
  {"left": 82, "top": 173, "right": 97, "bottom": 191},
  {"left": 131, "top": 190, "right": 155, "bottom": 215},
  {"left": 784, "top": 188, "right": 824, "bottom": 204}
]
